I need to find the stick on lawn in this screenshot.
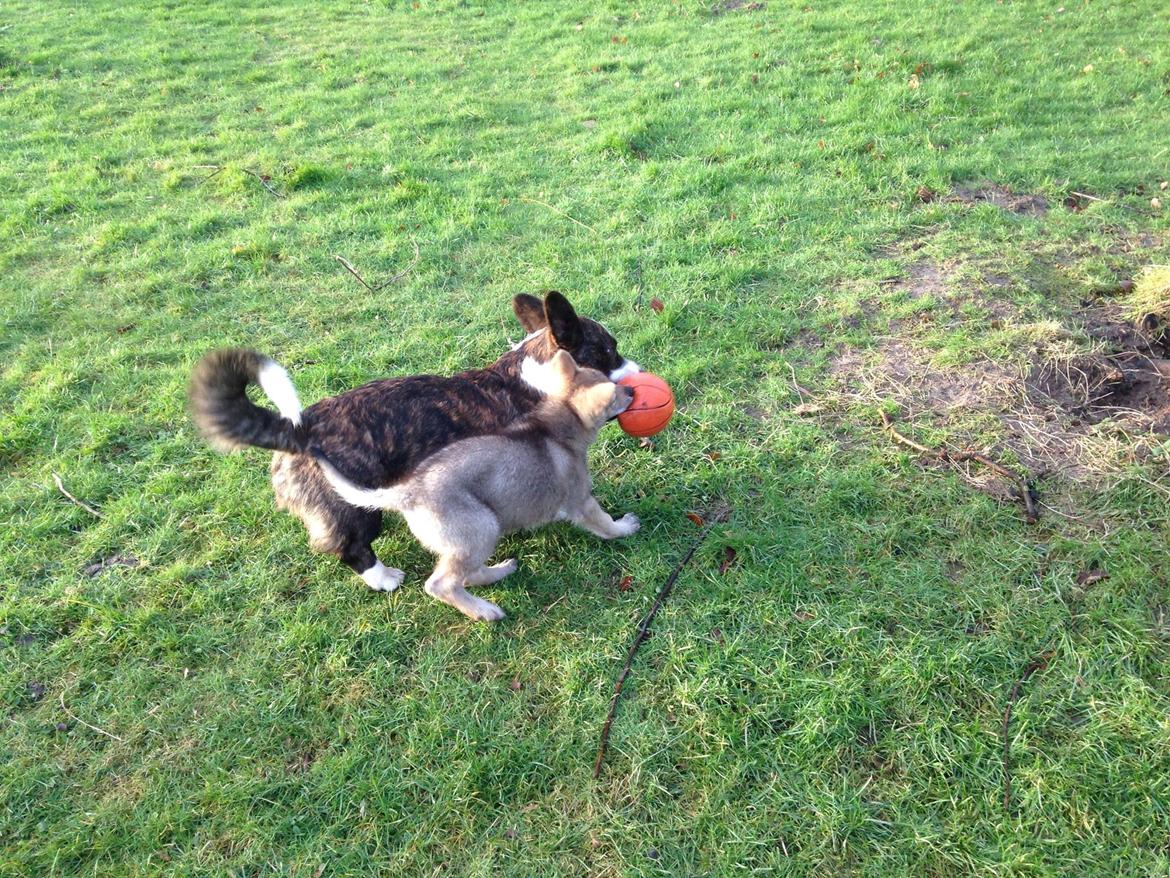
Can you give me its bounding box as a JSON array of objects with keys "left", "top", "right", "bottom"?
[{"left": 593, "top": 504, "right": 731, "bottom": 779}]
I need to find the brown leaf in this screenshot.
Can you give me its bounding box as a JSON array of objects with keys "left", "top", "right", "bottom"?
[
  {"left": 618, "top": 575, "right": 634, "bottom": 592},
  {"left": 1075, "top": 568, "right": 1109, "bottom": 587},
  {"left": 649, "top": 297, "right": 665, "bottom": 313},
  {"left": 509, "top": 676, "right": 522, "bottom": 692},
  {"left": 916, "top": 185, "right": 937, "bottom": 203},
  {"left": 83, "top": 554, "right": 140, "bottom": 577},
  {"left": 686, "top": 512, "right": 704, "bottom": 527},
  {"left": 704, "top": 450, "right": 722, "bottom": 462},
  {"left": 718, "top": 547, "right": 737, "bottom": 574},
  {"left": 709, "top": 628, "right": 725, "bottom": 643}
]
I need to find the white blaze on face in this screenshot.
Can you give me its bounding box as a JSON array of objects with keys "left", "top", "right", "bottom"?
[
  {"left": 257, "top": 359, "right": 303, "bottom": 426},
  {"left": 609, "top": 358, "right": 641, "bottom": 381}
]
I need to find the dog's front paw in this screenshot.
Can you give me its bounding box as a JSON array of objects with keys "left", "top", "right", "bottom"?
[
  {"left": 361, "top": 563, "right": 405, "bottom": 593},
  {"left": 613, "top": 513, "right": 641, "bottom": 537},
  {"left": 467, "top": 596, "right": 507, "bottom": 622}
]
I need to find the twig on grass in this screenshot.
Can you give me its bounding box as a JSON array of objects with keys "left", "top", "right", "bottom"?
[
  {"left": 193, "top": 164, "right": 284, "bottom": 198},
  {"left": 333, "top": 240, "right": 420, "bottom": 292},
  {"left": 1002, "top": 650, "right": 1054, "bottom": 811},
  {"left": 518, "top": 196, "right": 598, "bottom": 235},
  {"left": 60, "top": 686, "right": 124, "bottom": 742},
  {"left": 879, "top": 412, "right": 1039, "bottom": 524},
  {"left": 593, "top": 504, "right": 732, "bottom": 779},
  {"left": 52, "top": 473, "right": 103, "bottom": 519}
]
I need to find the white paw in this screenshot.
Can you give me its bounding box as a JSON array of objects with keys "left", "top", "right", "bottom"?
[
  {"left": 614, "top": 513, "right": 641, "bottom": 537},
  {"left": 468, "top": 596, "right": 506, "bottom": 622},
  {"left": 361, "top": 562, "right": 405, "bottom": 593}
]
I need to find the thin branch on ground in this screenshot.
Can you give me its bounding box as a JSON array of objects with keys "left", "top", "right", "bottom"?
[
  {"left": 60, "top": 687, "right": 124, "bottom": 742},
  {"left": 52, "top": 473, "right": 104, "bottom": 519},
  {"left": 593, "top": 504, "right": 732, "bottom": 779},
  {"left": 880, "top": 412, "right": 1039, "bottom": 523},
  {"left": 787, "top": 363, "right": 814, "bottom": 401},
  {"left": 1002, "top": 650, "right": 1054, "bottom": 811},
  {"left": 333, "top": 240, "right": 420, "bottom": 292},
  {"left": 193, "top": 164, "right": 283, "bottom": 198},
  {"left": 519, "top": 196, "right": 598, "bottom": 234}
]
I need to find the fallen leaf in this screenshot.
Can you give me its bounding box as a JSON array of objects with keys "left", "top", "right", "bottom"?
[
  {"left": 916, "top": 185, "right": 936, "bottom": 203},
  {"left": 686, "top": 512, "right": 705, "bottom": 527},
  {"left": 83, "top": 554, "right": 140, "bottom": 577},
  {"left": 509, "top": 676, "right": 522, "bottom": 692},
  {"left": 1161, "top": 181, "right": 1168, "bottom": 191},
  {"left": 794, "top": 608, "right": 815, "bottom": 621},
  {"left": 618, "top": 575, "right": 633, "bottom": 592},
  {"left": 907, "top": 74, "right": 920, "bottom": 89},
  {"left": 1152, "top": 197, "right": 1163, "bottom": 210},
  {"left": 709, "top": 628, "right": 725, "bottom": 643},
  {"left": 649, "top": 297, "right": 664, "bottom": 313},
  {"left": 1076, "top": 568, "right": 1109, "bottom": 587},
  {"left": 718, "top": 547, "right": 738, "bottom": 574},
  {"left": 638, "top": 437, "right": 653, "bottom": 449},
  {"left": 792, "top": 402, "right": 823, "bottom": 416},
  {"left": 704, "top": 451, "right": 722, "bottom": 462}
]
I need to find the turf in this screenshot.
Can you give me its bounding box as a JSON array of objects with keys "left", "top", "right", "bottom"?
[{"left": 3, "top": 1, "right": 1170, "bottom": 875}]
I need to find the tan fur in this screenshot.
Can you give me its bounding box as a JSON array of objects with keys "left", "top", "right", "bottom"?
[{"left": 318, "top": 351, "right": 638, "bottom": 621}]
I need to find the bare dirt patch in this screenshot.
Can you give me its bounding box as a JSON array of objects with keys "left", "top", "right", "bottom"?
[
  {"left": 948, "top": 183, "right": 1049, "bottom": 217},
  {"left": 711, "top": 0, "right": 764, "bottom": 12},
  {"left": 830, "top": 299, "right": 1170, "bottom": 494}
]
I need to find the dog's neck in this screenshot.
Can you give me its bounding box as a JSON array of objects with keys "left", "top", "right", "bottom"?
[{"left": 527, "top": 397, "right": 604, "bottom": 457}]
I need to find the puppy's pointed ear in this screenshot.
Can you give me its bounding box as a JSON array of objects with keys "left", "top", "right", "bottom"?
[
  {"left": 550, "top": 349, "right": 578, "bottom": 384},
  {"left": 545, "top": 291, "right": 583, "bottom": 351},
  {"left": 512, "top": 294, "right": 547, "bottom": 333}
]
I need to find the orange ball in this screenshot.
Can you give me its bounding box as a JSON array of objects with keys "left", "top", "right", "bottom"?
[{"left": 616, "top": 373, "right": 675, "bottom": 437}]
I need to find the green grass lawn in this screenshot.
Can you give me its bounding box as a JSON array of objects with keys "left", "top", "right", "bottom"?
[{"left": 3, "top": 1, "right": 1170, "bottom": 874}]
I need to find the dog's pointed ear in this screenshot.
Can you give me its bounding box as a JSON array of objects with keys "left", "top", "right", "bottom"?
[
  {"left": 512, "top": 294, "right": 547, "bottom": 333},
  {"left": 550, "top": 349, "right": 577, "bottom": 383},
  {"left": 544, "top": 291, "right": 583, "bottom": 351}
]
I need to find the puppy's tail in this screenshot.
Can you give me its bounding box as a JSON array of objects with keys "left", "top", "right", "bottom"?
[{"left": 189, "top": 348, "right": 306, "bottom": 453}]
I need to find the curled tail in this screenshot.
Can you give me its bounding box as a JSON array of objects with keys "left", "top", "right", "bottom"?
[{"left": 189, "top": 348, "right": 305, "bottom": 453}]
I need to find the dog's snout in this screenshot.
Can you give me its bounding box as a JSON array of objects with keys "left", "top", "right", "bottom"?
[{"left": 615, "top": 385, "right": 634, "bottom": 413}]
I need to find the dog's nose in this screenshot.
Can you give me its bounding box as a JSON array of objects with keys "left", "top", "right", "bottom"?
[{"left": 615, "top": 385, "right": 634, "bottom": 413}]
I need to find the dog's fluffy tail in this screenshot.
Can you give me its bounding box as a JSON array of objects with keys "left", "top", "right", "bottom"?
[{"left": 189, "top": 348, "right": 305, "bottom": 453}]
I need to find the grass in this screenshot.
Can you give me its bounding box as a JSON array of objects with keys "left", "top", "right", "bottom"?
[{"left": 3, "top": 0, "right": 1170, "bottom": 875}]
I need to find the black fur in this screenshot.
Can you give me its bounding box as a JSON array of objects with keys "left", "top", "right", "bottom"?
[
  {"left": 191, "top": 292, "right": 633, "bottom": 579},
  {"left": 188, "top": 349, "right": 305, "bottom": 453}
]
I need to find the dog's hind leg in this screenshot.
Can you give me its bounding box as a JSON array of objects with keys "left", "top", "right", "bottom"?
[
  {"left": 465, "top": 558, "right": 518, "bottom": 587},
  {"left": 272, "top": 453, "right": 403, "bottom": 593},
  {"left": 424, "top": 556, "right": 506, "bottom": 621},
  {"left": 341, "top": 536, "right": 404, "bottom": 593}
]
